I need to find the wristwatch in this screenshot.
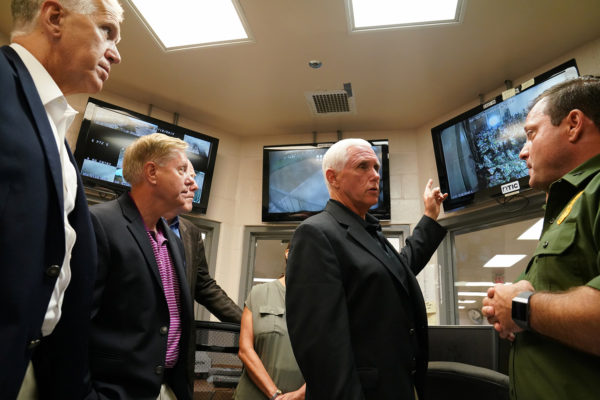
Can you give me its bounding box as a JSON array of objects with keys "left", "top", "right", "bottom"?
[
  {"left": 512, "top": 291, "right": 535, "bottom": 330},
  {"left": 270, "top": 389, "right": 282, "bottom": 400}
]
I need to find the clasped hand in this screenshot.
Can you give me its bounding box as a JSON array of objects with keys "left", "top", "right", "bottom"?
[{"left": 481, "top": 280, "right": 535, "bottom": 341}]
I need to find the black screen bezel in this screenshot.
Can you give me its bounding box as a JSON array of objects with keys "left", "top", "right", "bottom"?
[
  {"left": 261, "top": 140, "right": 391, "bottom": 222},
  {"left": 430, "top": 59, "right": 579, "bottom": 212}
]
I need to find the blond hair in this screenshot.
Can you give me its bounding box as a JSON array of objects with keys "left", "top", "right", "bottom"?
[{"left": 123, "top": 133, "right": 188, "bottom": 186}]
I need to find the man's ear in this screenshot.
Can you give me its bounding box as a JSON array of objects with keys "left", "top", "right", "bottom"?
[
  {"left": 39, "top": 1, "right": 65, "bottom": 39},
  {"left": 144, "top": 162, "right": 158, "bottom": 185},
  {"left": 325, "top": 168, "right": 338, "bottom": 188},
  {"left": 565, "top": 109, "right": 585, "bottom": 143}
]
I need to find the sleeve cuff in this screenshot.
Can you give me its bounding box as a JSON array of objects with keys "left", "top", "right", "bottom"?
[{"left": 586, "top": 275, "right": 600, "bottom": 291}]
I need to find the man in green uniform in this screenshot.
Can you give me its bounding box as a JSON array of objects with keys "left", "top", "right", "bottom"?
[{"left": 482, "top": 76, "right": 600, "bottom": 399}]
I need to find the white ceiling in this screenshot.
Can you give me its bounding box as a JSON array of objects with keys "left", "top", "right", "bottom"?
[{"left": 1, "top": 0, "right": 600, "bottom": 137}]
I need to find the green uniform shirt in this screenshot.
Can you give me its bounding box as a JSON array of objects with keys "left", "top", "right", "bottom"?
[
  {"left": 234, "top": 280, "right": 304, "bottom": 399},
  {"left": 510, "top": 154, "right": 600, "bottom": 400}
]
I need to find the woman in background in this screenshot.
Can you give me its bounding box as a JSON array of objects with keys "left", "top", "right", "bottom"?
[{"left": 234, "top": 245, "right": 305, "bottom": 400}]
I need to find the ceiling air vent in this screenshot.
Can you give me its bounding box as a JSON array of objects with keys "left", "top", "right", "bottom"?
[{"left": 305, "top": 84, "right": 356, "bottom": 116}]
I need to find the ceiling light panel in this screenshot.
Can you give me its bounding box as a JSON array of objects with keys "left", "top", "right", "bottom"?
[
  {"left": 518, "top": 218, "right": 544, "bottom": 240},
  {"left": 457, "top": 292, "right": 488, "bottom": 297},
  {"left": 484, "top": 254, "right": 527, "bottom": 268},
  {"left": 454, "top": 281, "right": 494, "bottom": 287},
  {"left": 129, "top": 0, "right": 250, "bottom": 50},
  {"left": 348, "top": 0, "right": 463, "bottom": 31},
  {"left": 253, "top": 278, "right": 276, "bottom": 283}
]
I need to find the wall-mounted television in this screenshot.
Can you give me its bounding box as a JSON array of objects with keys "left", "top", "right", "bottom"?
[
  {"left": 74, "top": 98, "right": 219, "bottom": 214},
  {"left": 431, "top": 59, "right": 578, "bottom": 212},
  {"left": 262, "top": 140, "right": 390, "bottom": 222}
]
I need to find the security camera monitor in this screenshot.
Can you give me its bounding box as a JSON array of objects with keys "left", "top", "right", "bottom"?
[{"left": 74, "top": 98, "right": 219, "bottom": 214}]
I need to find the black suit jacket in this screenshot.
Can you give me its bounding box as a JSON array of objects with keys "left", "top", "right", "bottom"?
[
  {"left": 178, "top": 217, "right": 242, "bottom": 384},
  {"left": 89, "top": 194, "right": 193, "bottom": 400},
  {"left": 286, "top": 200, "right": 447, "bottom": 400},
  {"left": 179, "top": 217, "right": 242, "bottom": 323},
  {"left": 0, "top": 45, "right": 97, "bottom": 399}
]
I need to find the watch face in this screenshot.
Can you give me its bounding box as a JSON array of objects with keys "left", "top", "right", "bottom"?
[
  {"left": 468, "top": 308, "right": 483, "bottom": 324},
  {"left": 512, "top": 298, "right": 528, "bottom": 322}
]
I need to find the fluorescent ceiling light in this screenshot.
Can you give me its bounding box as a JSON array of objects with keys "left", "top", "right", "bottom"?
[
  {"left": 484, "top": 254, "right": 527, "bottom": 268},
  {"left": 454, "top": 281, "right": 494, "bottom": 287},
  {"left": 349, "top": 0, "right": 462, "bottom": 30},
  {"left": 129, "top": 0, "right": 250, "bottom": 50},
  {"left": 458, "top": 306, "right": 465, "bottom": 309},
  {"left": 253, "top": 278, "right": 276, "bottom": 283},
  {"left": 518, "top": 218, "right": 544, "bottom": 240},
  {"left": 457, "top": 292, "right": 488, "bottom": 297},
  {"left": 455, "top": 282, "right": 513, "bottom": 287},
  {"left": 458, "top": 300, "right": 476, "bottom": 304}
]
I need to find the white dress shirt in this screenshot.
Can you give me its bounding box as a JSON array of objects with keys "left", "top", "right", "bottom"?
[{"left": 10, "top": 43, "right": 79, "bottom": 336}]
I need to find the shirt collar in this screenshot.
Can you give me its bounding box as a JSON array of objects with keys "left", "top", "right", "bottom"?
[
  {"left": 168, "top": 215, "right": 180, "bottom": 231},
  {"left": 146, "top": 218, "right": 168, "bottom": 246},
  {"left": 553, "top": 153, "right": 600, "bottom": 190},
  {"left": 329, "top": 199, "right": 380, "bottom": 231},
  {"left": 10, "top": 43, "right": 65, "bottom": 108},
  {"left": 10, "top": 43, "right": 77, "bottom": 141}
]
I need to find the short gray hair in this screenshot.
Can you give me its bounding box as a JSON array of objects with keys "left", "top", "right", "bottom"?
[
  {"left": 11, "top": 0, "right": 123, "bottom": 38},
  {"left": 322, "top": 138, "right": 373, "bottom": 190}
]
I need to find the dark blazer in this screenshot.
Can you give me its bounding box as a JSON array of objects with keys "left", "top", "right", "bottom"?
[
  {"left": 89, "top": 194, "right": 193, "bottom": 400},
  {"left": 0, "top": 45, "right": 97, "bottom": 399},
  {"left": 179, "top": 217, "right": 242, "bottom": 323},
  {"left": 178, "top": 217, "right": 242, "bottom": 384},
  {"left": 286, "top": 200, "right": 447, "bottom": 400}
]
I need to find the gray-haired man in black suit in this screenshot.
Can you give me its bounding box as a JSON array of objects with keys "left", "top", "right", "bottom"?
[{"left": 286, "top": 138, "right": 447, "bottom": 400}]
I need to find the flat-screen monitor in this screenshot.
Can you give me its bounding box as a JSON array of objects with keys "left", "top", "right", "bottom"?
[
  {"left": 431, "top": 59, "right": 579, "bottom": 212},
  {"left": 262, "top": 140, "right": 391, "bottom": 222},
  {"left": 74, "top": 98, "right": 219, "bottom": 214}
]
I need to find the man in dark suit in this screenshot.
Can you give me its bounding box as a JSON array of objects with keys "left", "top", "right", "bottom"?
[
  {"left": 177, "top": 217, "right": 242, "bottom": 323},
  {"left": 164, "top": 162, "right": 242, "bottom": 324},
  {"left": 163, "top": 161, "right": 242, "bottom": 384},
  {"left": 0, "top": 0, "right": 123, "bottom": 398},
  {"left": 286, "top": 138, "right": 448, "bottom": 400},
  {"left": 89, "top": 133, "right": 196, "bottom": 399}
]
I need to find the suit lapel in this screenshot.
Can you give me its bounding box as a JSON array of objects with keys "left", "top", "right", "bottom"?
[
  {"left": 162, "top": 219, "right": 192, "bottom": 317},
  {"left": 118, "top": 194, "right": 164, "bottom": 289},
  {"left": 326, "top": 201, "right": 410, "bottom": 294},
  {"left": 177, "top": 218, "right": 192, "bottom": 252},
  {"left": 178, "top": 218, "right": 189, "bottom": 236},
  {"left": 1, "top": 46, "right": 64, "bottom": 209},
  {"left": 119, "top": 195, "right": 192, "bottom": 319}
]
